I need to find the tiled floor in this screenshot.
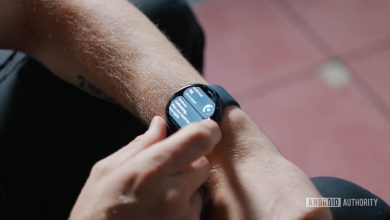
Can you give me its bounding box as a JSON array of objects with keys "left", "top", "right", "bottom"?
[{"left": 190, "top": 0, "right": 390, "bottom": 203}]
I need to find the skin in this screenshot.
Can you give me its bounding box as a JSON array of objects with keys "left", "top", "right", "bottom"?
[
  {"left": 0, "top": 0, "right": 332, "bottom": 219},
  {"left": 70, "top": 117, "right": 221, "bottom": 220}
]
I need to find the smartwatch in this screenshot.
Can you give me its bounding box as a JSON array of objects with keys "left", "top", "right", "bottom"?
[{"left": 165, "top": 84, "right": 240, "bottom": 132}]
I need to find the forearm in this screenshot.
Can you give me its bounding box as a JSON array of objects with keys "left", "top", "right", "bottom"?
[
  {"left": 0, "top": 0, "right": 32, "bottom": 50},
  {"left": 207, "top": 107, "right": 331, "bottom": 219},
  {"left": 23, "top": 0, "right": 205, "bottom": 122},
  {"left": 20, "top": 1, "right": 330, "bottom": 219}
]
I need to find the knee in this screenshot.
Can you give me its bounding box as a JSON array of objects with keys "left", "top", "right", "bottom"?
[
  {"left": 311, "top": 176, "right": 390, "bottom": 220},
  {"left": 312, "top": 177, "right": 385, "bottom": 199}
]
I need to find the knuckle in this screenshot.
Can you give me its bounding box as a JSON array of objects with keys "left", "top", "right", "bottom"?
[
  {"left": 120, "top": 165, "right": 157, "bottom": 193},
  {"left": 155, "top": 189, "right": 184, "bottom": 216},
  {"left": 199, "top": 158, "right": 211, "bottom": 172},
  {"left": 122, "top": 170, "right": 145, "bottom": 190},
  {"left": 131, "top": 134, "right": 145, "bottom": 145},
  {"left": 91, "top": 160, "right": 110, "bottom": 177},
  {"left": 199, "top": 156, "right": 210, "bottom": 166},
  {"left": 165, "top": 189, "right": 181, "bottom": 205},
  {"left": 193, "top": 157, "right": 211, "bottom": 173},
  {"left": 162, "top": 189, "right": 183, "bottom": 215}
]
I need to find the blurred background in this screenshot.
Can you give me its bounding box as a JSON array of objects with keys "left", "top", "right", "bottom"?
[{"left": 188, "top": 0, "right": 390, "bottom": 203}]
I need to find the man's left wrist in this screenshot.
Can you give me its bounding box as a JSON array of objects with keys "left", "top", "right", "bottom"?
[{"left": 210, "top": 106, "right": 282, "bottom": 163}]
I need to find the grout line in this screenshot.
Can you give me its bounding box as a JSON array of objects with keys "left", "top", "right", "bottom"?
[
  {"left": 238, "top": 0, "right": 390, "bottom": 122},
  {"left": 346, "top": 63, "right": 390, "bottom": 122},
  {"left": 342, "top": 35, "right": 390, "bottom": 62},
  {"left": 235, "top": 60, "right": 325, "bottom": 104},
  {"left": 273, "top": 0, "right": 390, "bottom": 64},
  {"left": 271, "top": 0, "right": 335, "bottom": 57},
  {"left": 232, "top": 0, "right": 336, "bottom": 104},
  {"left": 192, "top": 0, "right": 390, "bottom": 122},
  {"left": 341, "top": 36, "right": 390, "bottom": 122}
]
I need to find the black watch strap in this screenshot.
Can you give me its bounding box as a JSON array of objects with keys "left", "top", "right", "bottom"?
[{"left": 209, "top": 84, "right": 240, "bottom": 108}]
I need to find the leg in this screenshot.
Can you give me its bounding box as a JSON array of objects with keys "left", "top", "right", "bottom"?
[
  {"left": 131, "top": 0, "right": 205, "bottom": 73},
  {"left": 312, "top": 177, "right": 390, "bottom": 220},
  {"left": 0, "top": 54, "right": 147, "bottom": 219},
  {"left": 0, "top": 1, "right": 205, "bottom": 219}
]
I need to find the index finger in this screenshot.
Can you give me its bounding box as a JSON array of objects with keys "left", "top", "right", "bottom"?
[{"left": 141, "top": 119, "right": 221, "bottom": 173}]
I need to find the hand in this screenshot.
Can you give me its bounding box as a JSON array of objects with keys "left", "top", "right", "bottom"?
[
  {"left": 69, "top": 116, "right": 221, "bottom": 220},
  {"left": 206, "top": 107, "right": 332, "bottom": 220}
]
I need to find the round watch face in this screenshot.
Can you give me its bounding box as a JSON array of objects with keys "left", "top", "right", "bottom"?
[{"left": 166, "top": 84, "right": 222, "bottom": 131}]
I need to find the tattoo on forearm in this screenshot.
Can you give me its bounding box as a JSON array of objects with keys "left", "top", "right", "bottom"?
[{"left": 78, "top": 75, "right": 115, "bottom": 102}]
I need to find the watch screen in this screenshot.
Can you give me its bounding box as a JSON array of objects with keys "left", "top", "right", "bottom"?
[{"left": 168, "top": 86, "right": 216, "bottom": 128}]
